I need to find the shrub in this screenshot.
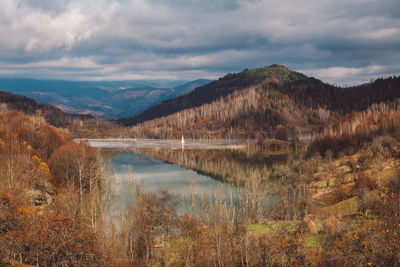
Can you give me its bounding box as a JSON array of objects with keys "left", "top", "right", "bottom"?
[{"left": 355, "top": 173, "right": 377, "bottom": 193}]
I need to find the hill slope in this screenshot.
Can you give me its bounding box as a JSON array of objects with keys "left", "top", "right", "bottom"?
[
  {"left": 118, "top": 64, "right": 306, "bottom": 125},
  {"left": 276, "top": 76, "right": 400, "bottom": 112},
  {"left": 125, "top": 65, "right": 400, "bottom": 140},
  {"left": 0, "top": 90, "right": 93, "bottom": 128}
]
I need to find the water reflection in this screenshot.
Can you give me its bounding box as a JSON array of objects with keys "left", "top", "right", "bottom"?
[
  {"left": 102, "top": 147, "right": 301, "bottom": 224},
  {"left": 132, "top": 148, "right": 288, "bottom": 185},
  {"left": 106, "top": 151, "right": 243, "bottom": 216}
]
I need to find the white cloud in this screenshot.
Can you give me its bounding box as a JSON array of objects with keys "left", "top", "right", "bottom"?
[
  {"left": 363, "top": 28, "right": 400, "bottom": 40},
  {"left": 301, "top": 64, "right": 399, "bottom": 85},
  {"left": 304, "top": 65, "right": 383, "bottom": 78},
  {"left": 32, "top": 57, "right": 100, "bottom": 69},
  {"left": 0, "top": 0, "right": 103, "bottom": 52},
  {"left": 0, "top": 0, "right": 398, "bottom": 82}
]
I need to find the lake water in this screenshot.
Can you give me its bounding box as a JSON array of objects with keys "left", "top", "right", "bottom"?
[
  {"left": 90, "top": 139, "right": 292, "bottom": 223},
  {"left": 105, "top": 150, "right": 244, "bottom": 218}
]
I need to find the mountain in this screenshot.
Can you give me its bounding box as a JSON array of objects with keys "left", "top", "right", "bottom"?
[
  {"left": 123, "top": 65, "right": 400, "bottom": 140},
  {"left": 0, "top": 79, "right": 211, "bottom": 120},
  {"left": 117, "top": 64, "right": 307, "bottom": 126},
  {"left": 278, "top": 76, "right": 400, "bottom": 113},
  {"left": 0, "top": 90, "right": 93, "bottom": 128}
]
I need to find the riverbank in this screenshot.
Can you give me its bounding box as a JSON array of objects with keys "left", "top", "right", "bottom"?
[{"left": 75, "top": 138, "right": 247, "bottom": 149}]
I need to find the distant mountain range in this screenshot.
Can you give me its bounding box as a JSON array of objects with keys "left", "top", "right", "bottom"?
[{"left": 0, "top": 79, "right": 211, "bottom": 119}]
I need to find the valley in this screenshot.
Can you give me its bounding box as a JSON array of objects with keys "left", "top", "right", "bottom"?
[{"left": 0, "top": 79, "right": 211, "bottom": 119}]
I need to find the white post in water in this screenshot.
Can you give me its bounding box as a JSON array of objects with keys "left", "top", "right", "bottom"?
[{"left": 181, "top": 134, "right": 185, "bottom": 150}]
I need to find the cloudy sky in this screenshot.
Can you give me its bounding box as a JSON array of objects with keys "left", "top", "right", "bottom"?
[{"left": 0, "top": 0, "right": 399, "bottom": 85}]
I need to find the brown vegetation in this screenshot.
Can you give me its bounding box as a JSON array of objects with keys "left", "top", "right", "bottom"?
[
  {"left": 128, "top": 83, "right": 317, "bottom": 139},
  {"left": 121, "top": 70, "right": 399, "bottom": 142},
  {"left": 0, "top": 110, "right": 110, "bottom": 266},
  {"left": 1, "top": 69, "right": 400, "bottom": 265}
]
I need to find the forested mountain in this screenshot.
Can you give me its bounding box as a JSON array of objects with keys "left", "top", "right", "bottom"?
[
  {"left": 278, "top": 76, "right": 400, "bottom": 113},
  {"left": 125, "top": 65, "right": 400, "bottom": 140},
  {"left": 0, "top": 79, "right": 211, "bottom": 119},
  {"left": 118, "top": 64, "right": 306, "bottom": 125}
]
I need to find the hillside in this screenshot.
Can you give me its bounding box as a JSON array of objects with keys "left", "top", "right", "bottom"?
[
  {"left": 0, "top": 90, "right": 93, "bottom": 128},
  {"left": 0, "top": 79, "right": 211, "bottom": 119},
  {"left": 118, "top": 64, "right": 306, "bottom": 125},
  {"left": 279, "top": 76, "right": 400, "bottom": 113},
  {"left": 125, "top": 65, "right": 400, "bottom": 140}
]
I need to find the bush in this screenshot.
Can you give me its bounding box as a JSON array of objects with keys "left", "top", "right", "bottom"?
[
  {"left": 355, "top": 173, "right": 377, "bottom": 193},
  {"left": 0, "top": 193, "right": 104, "bottom": 266}
]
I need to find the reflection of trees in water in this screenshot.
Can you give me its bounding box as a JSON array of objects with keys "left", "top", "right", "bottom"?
[
  {"left": 131, "top": 148, "right": 311, "bottom": 222},
  {"left": 133, "top": 148, "right": 288, "bottom": 185},
  {"left": 101, "top": 148, "right": 311, "bottom": 225}
]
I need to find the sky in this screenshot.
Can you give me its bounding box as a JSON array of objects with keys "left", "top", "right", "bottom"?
[{"left": 0, "top": 0, "right": 399, "bottom": 85}]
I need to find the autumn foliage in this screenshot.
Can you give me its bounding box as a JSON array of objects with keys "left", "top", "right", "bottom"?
[
  {"left": 308, "top": 103, "right": 400, "bottom": 157},
  {"left": 0, "top": 110, "right": 109, "bottom": 266},
  {"left": 0, "top": 193, "right": 104, "bottom": 266},
  {"left": 2, "top": 87, "right": 400, "bottom": 266}
]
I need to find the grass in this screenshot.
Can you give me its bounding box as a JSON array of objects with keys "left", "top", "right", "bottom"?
[
  {"left": 306, "top": 234, "right": 320, "bottom": 248},
  {"left": 247, "top": 219, "right": 327, "bottom": 250},
  {"left": 247, "top": 220, "right": 301, "bottom": 234},
  {"left": 319, "top": 196, "right": 359, "bottom": 217},
  {"left": 247, "top": 224, "right": 270, "bottom": 233}
]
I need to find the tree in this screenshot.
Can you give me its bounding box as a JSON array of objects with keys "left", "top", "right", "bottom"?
[
  {"left": 49, "top": 142, "right": 98, "bottom": 198},
  {"left": 126, "top": 190, "right": 177, "bottom": 266}
]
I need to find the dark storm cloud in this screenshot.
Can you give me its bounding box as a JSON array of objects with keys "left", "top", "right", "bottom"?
[{"left": 0, "top": 0, "right": 398, "bottom": 84}]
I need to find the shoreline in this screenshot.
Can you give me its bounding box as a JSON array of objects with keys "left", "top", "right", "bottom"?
[{"left": 75, "top": 138, "right": 248, "bottom": 149}]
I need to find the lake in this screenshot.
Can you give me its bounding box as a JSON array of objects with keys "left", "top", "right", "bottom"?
[
  {"left": 105, "top": 150, "right": 244, "bottom": 219},
  {"left": 86, "top": 139, "right": 292, "bottom": 223}
]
